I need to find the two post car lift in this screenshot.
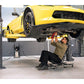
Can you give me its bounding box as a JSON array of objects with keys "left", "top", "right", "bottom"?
[{"left": 0, "top": 5, "right": 81, "bottom": 69}]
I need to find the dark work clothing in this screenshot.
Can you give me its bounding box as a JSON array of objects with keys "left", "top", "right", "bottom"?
[{"left": 39, "top": 50, "right": 62, "bottom": 65}]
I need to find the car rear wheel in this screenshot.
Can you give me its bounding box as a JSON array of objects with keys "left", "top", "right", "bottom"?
[
  {"left": 8, "top": 38, "right": 16, "bottom": 42},
  {"left": 37, "top": 37, "right": 46, "bottom": 42},
  {"left": 24, "top": 12, "right": 34, "bottom": 36}
]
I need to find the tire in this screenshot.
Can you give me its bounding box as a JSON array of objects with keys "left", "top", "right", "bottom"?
[
  {"left": 70, "top": 30, "right": 81, "bottom": 38},
  {"left": 8, "top": 38, "right": 16, "bottom": 42},
  {"left": 23, "top": 12, "right": 34, "bottom": 36},
  {"left": 37, "top": 38, "right": 46, "bottom": 42}
]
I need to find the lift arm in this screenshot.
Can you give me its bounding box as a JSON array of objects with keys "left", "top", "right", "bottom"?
[{"left": 6, "top": 33, "right": 26, "bottom": 39}]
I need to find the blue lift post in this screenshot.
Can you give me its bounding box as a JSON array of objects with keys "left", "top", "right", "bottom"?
[{"left": 0, "top": 5, "right": 5, "bottom": 69}]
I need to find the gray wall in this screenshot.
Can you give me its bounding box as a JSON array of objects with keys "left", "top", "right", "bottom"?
[
  {"left": 2, "top": 38, "right": 84, "bottom": 57},
  {"left": 2, "top": 40, "right": 48, "bottom": 56},
  {"left": 71, "top": 5, "right": 84, "bottom": 9}
]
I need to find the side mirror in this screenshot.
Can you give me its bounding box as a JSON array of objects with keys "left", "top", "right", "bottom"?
[{"left": 12, "top": 12, "right": 19, "bottom": 17}]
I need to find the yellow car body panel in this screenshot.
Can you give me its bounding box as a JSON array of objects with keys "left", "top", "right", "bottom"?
[
  {"left": 2, "top": 27, "right": 7, "bottom": 30},
  {"left": 5, "top": 5, "right": 84, "bottom": 40},
  {"left": 8, "top": 14, "right": 24, "bottom": 34},
  {"left": 28, "top": 5, "right": 84, "bottom": 25}
]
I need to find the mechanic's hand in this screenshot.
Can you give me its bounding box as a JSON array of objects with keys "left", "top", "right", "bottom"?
[
  {"left": 51, "top": 32, "right": 58, "bottom": 39},
  {"left": 54, "top": 32, "right": 57, "bottom": 36}
]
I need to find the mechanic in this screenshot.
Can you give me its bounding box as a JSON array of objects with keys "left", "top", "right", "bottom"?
[{"left": 36, "top": 32, "right": 69, "bottom": 70}]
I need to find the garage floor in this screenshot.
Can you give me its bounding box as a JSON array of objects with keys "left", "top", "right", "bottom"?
[{"left": 0, "top": 56, "right": 84, "bottom": 79}]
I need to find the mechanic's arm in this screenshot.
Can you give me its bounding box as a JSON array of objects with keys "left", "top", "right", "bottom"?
[
  {"left": 51, "top": 38, "right": 64, "bottom": 48},
  {"left": 51, "top": 38, "right": 54, "bottom": 43},
  {"left": 55, "top": 36, "right": 58, "bottom": 43},
  {"left": 51, "top": 32, "right": 64, "bottom": 48}
]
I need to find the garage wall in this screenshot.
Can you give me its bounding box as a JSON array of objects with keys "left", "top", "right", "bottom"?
[
  {"left": 2, "top": 42, "right": 14, "bottom": 56},
  {"left": 2, "top": 38, "right": 48, "bottom": 56},
  {"left": 2, "top": 38, "right": 84, "bottom": 57},
  {"left": 71, "top": 5, "right": 84, "bottom": 9}
]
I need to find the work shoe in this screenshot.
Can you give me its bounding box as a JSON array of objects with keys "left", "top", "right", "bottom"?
[
  {"left": 36, "top": 63, "right": 44, "bottom": 68},
  {"left": 37, "top": 65, "right": 48, "bottom": 70}
]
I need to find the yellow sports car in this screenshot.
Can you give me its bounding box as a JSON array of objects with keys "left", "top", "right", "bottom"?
[{"left": 3, "top": 5, "right": 84, "bottom": 42}]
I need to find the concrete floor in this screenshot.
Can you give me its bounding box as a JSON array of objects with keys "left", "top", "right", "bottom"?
[{"left": 0, "top": 56, "right": 84, "bottom": 79}]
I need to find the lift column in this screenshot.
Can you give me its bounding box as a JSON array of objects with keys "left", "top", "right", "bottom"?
[
  {"left": 0, "top": 5, "right": 5, "bottom": 69},
  {"left": 0, "top": 5, "right": 2, "bottom": 68},
  {"left": 66, "top": 35, "right": 74, "bottom": 61},
  {"left": 66, "top": 35, "right": 81, "bottom": 61}
]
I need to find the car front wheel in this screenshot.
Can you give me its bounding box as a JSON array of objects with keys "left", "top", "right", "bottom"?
[{"left": 23, "top": 12, "right": 34, "bottom": 36}]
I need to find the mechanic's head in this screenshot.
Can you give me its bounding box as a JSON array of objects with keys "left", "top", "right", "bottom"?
[{"left": 61, "top": 37, "right": 69, "bottom": 44}]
